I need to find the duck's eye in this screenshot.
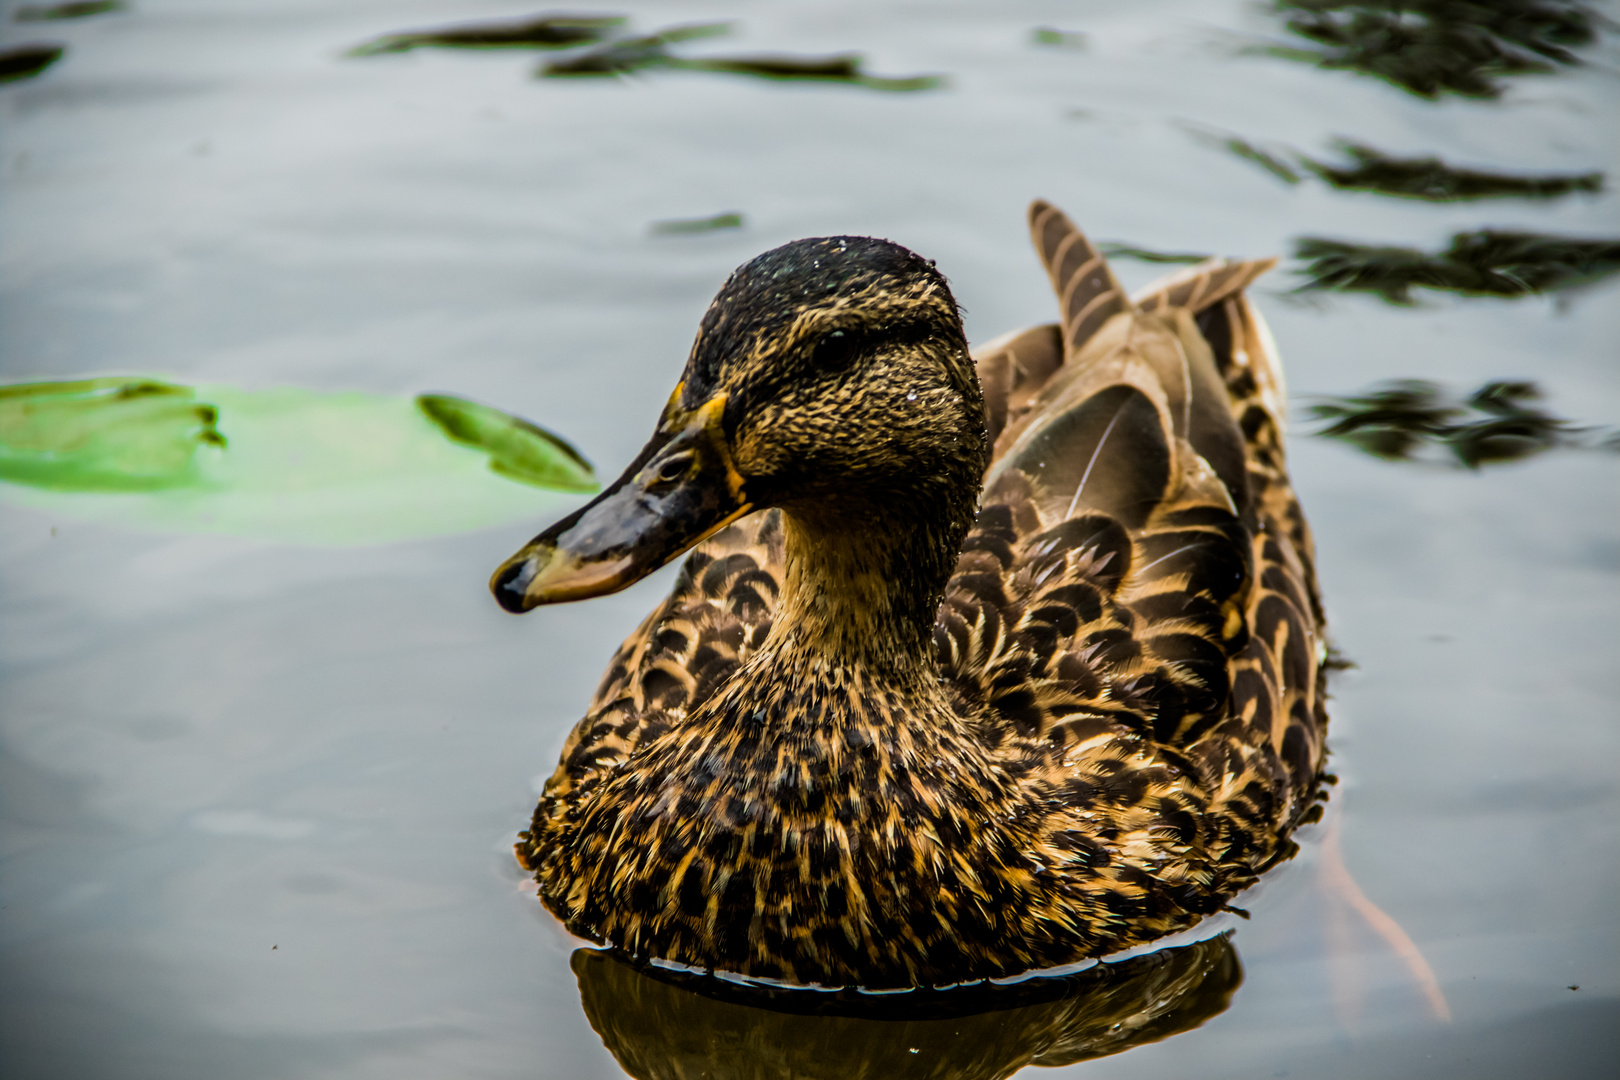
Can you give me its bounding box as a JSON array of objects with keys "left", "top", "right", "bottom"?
[
  {"left": 651, "top": 453, "right": 693, "bottom": 486},
  {"left": 812, "top": 329, "right": 862, "bottom": 370}
]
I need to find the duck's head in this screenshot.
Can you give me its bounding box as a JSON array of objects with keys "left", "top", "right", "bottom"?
[{"left": 491, "top": 235, "right": 987, "bottom": 614}]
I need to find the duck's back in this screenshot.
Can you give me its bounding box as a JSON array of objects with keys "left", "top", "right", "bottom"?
[
  {"left": 524, "top": 201, "right": 1327, "bottom": 965},
  {"left": 946, "top": 203, "right": 1328, "bottom": 905}
]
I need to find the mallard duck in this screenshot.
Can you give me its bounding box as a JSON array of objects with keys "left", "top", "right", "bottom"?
[{"left": 491, "top": 201, "right": 1328, "bottom": 990}]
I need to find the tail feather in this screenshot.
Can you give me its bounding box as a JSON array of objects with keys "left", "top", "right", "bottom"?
[
  {"left": 1134, "top": 257, "right": 1277, "bottom": 316},
  {"left": 1028, "top": 201, "right": 1134, "bottom": 360}
]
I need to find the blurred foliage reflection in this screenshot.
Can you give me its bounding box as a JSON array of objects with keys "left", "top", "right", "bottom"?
[
  {"left": 1293, "top": 231, "right": 1620, "bottom": 303},
  {"left": 1298, "top": 142, "right": 1603, "bottom": 201},
  {"left": 1309, "top": 380, "right": 1618, "bottom": 467},
  {"left": 347, "top": 13, "right": 625, "bottom": 56},
  {"left": 1264, "top": 0, "right": 1610, "bottom": 98}
]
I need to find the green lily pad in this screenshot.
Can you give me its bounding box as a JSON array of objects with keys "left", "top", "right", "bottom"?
[
  {"left": 416, "top": 393, "right": 597, "bottom": 492},
  {"left": 0, "top": 377, "right": 224, "bottom": 491},
  {"left": 1, "top": 378, "right": 596, "bottom": 545}
]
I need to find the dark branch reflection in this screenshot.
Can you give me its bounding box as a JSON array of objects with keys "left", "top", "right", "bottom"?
[{"left": 571, "top": 933, "right": 1241, "bottom": 1080}]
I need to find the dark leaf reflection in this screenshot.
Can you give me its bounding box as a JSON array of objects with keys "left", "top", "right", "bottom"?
[
  {"left": 1199, "top": 130, "right": 1605, "bottom": 202},
  {"left": 1178, "top": 122, "right": 1303, "bottom": 185},
  {"left": 347, "top": 13, "right": 625, "bottom": 56},
  {"left": 1308, "top": 379, "right": 1617, "bottom": 468},
  {"left": 572, "top": 933, "right": 1241, "bottom": 1080},
  {"left": 15, "top": 0, "right": 124, "bottom": 20},
  {"left": 539, "top": 22, "right": 945, "bottom": 90},
  {"left": 1299, "top": 142, "right": 1604, "bottom": 201},
  {"left": 1264, "top": 0, "right": 1609, "bottom": 99},
  {"left": 533, "top": 21, "right": 730, "bottom": 75},
  {"left": 1293, "top": 231, "right": 1620, "bottom": 304},
  {"left": 0, "top": 42, "right": 64, "bottom": 82},
  {"left": 1097, "top": 242, "right": 1213, "bottom": 265}
]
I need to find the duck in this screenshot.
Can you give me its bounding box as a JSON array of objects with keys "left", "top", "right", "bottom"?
[{"left": 490, "top": 200, "right": 1329, "bottom": 990}]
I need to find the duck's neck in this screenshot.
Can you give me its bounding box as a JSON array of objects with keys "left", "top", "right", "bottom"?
[{"left": 760, "top": 492, "right": 972, "bottom": 687}]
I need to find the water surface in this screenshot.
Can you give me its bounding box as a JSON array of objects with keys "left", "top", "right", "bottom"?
[{"left": 2, "top": 2, "right": 1617, "bottom": 1078}]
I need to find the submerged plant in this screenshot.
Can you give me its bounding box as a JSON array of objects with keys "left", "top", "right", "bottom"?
[
  {"left": 1266, "top": 0, "right": 1610, "bottom": 98},
  {"left": 1308, "top": 379, "right": 1612, "bottom": 467},
  {"left": 1294, "top": 230, "right": 1620, "bottom": 303}
]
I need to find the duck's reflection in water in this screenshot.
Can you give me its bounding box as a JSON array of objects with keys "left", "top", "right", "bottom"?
[{"left": 573, "top": 933, "right": 1241, "bottom": 1080}]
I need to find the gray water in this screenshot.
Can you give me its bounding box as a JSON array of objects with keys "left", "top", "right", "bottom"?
[{"left": 3, "top": 2, "right": 1618, "bottom": 1078}]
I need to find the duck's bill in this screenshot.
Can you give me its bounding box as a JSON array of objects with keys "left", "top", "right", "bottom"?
[{"left": 489, "top": 394, "right": 750, "bottom": 613}]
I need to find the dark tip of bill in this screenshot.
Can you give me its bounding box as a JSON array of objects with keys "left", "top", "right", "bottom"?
[{"left": 492, "top": 558, "right": 537, "bottom": 612}]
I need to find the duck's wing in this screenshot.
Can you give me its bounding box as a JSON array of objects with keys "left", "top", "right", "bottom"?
[
  {"left": 528, "top": 510, "right": 785, "bottom": 815},
  {"left": 944, "top": 203, "right": 1326, "bottom": 862}
]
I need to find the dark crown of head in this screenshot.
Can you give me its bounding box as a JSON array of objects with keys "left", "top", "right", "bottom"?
[{"left": 684, "top": 236, "right": 954, "bottom": 400}]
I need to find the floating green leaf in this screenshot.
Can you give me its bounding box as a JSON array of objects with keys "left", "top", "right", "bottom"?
[
  {"left": 0, "top": 377, "right": 224, "bottom": 491},
  {"left": 0, "top": 43, "right": 64, "bottom": 82},
  {"left": 416, "top": 394, "right": 597, "bottom": 492},
  {"left": 1, "top": 379, "right": 596, "bottom": 545},
  {"left": 347, "top": 13, "right": 625, "bottom": 56},
  {"left": 1294, "top": 231, "right": 1620, "bottom": 304}
]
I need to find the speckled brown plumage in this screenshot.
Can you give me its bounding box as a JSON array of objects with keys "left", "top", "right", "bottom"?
[{"left": 508, "top": 201, "right": 1328, "bottom": 989}]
